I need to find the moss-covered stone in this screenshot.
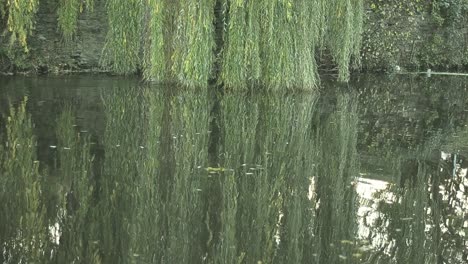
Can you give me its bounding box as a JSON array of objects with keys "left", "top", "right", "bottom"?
[{"left": 361, "top": 0, "right": 468, "bottom": 72}]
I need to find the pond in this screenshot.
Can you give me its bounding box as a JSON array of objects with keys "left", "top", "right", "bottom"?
[{"left": 0, "top": 75, "right": 467, "bottom": 263}]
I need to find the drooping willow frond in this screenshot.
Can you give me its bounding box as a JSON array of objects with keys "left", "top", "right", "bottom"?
[
  {"left": 1, "top": 0, "right": 364, "bottom": 90},
  {"left": 101, "top": 0, "right": 142, "bottom": 74},
  {"left": 142, "top": 0, "right": 166, "bottom": 81},
  {"left": 57, "top": 0, "right": 94, "bottom": 41},
  {"left": 171, "top": 0, "right": 216, "bottom": 88},
  {"left": 3, "top": 0, "right": 39, "bottom": 51},
  {"left": 326, "top": 0, "right": 364, "bottom": 81}
]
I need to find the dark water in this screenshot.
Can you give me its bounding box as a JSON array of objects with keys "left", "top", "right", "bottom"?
[{"left": 0, "top": 75, "right": 467, "bottom": 264}]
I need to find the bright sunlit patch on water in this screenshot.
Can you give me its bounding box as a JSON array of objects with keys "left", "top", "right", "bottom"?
[
  {"left": 441, "top": 151, "right": 451, "bottom": 161},
  {"left": 49, "top": 222, "right": 61, "bottom": 245},
  {"left": 356, "top": 176, "right": 394, "bottom": 248},
  {"left": 460, "top": 168, "right": 467, "bottom": 178},
  {"left": 355, "top": 177, "right": 389, "bottom": 200}
]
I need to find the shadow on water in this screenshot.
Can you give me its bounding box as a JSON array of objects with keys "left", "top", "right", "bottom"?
[{"left": 0, "top": 74, "right": 468, "bottom": 263}]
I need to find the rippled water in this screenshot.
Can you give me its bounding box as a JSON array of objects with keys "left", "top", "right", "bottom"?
[{"left": 0, "top": 75, "right": 467, "bottom": 263}]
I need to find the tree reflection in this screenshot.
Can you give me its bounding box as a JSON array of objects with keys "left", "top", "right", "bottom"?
[
  {"left": 53, "top": 106, "right": 96, "bottom": 263},
  {"left": 361, "top": 140, "right": 468, "bottom": 263},
  {"left": 0, "top": 98, "right": 48, "bottom": 263},
  {"left": 2, "top": 76, "right": 466, "bottom": 263}
]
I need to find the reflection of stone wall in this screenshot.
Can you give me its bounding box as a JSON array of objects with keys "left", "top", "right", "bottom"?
[
  {"left": 355, "top": 75, "right": 468, "bottom": 182},
  {"left": 1, "top": 1, "right": 466, "bottom": 74},
  {"left": 356, "top": 75, "right": 468, "bottom": 154}
]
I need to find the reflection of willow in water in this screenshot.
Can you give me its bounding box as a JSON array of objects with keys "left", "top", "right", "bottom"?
[
  {"left": 98, "top": 86, "right": 210, "bottom": 263},
  {"left": 97, "top": 85, "right": 165, "bottom": 263},
  {"left": 53, "top": 107, "right": 96, "bottom": 263},
  {"left": 0, "top": 89, "right": 362, "bottom": 263},
  {"left": 363, "top": 143, "right": 468, "bottom": 263},
  {"left": 312, "top": 92, "right": 360, "bottom": 263},
  {"left": 162, "top": 90, "right": 210, "bottom": 262},
  {"left": 0, "top": 99, "right": 48, "bottom": 263},
  {"left": 208, "top": 91, "right": 360, "bottom": 263}
]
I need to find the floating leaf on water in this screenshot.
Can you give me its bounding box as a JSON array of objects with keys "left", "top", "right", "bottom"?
[
  {"left": 241, "top": 164, "right": 247, "bottom": 167},
  {"left": 352, "top": 253, "right": 363, "bottom": 258},
  {"left": 246, "top": 172, "right": 254, "bottom": 175},
  {"left": 206, "top": 167, "right": 225, "bottom": 172},
  {"left": 139, "top": 146, "right": 145, "bottom": 149},
  {"left": 50, "top": 145, "right": 57, "bottom": 149},
  {"left": 116, "top": 144, "right": 121, "bottom": 147},
  {"left": 197, "top": 166, "right": 202, "bottom": 169},
  {"left": 400, "top": 217, "right": 413, "bottom": 221},
  {"left": 340, "top": 240, "right": 354, "bottom": 245},
  {"left": 395, "top": 228, "right": 402, "bottom": 232},
  {"left": 63, "top": 147, "right": 71, "bottom": 150},
  {"left": 338, "top": 255, "right": 347, "bottom": 260},
  {"left": 358, "top": 245, "right": 372, "bottom": 252}
]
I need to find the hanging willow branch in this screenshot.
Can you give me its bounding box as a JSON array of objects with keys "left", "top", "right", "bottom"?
[
  {"left": 101, "top": 0, "right": 142, "bottom": 74},
  {"left": 326, "top": 0, "right": 364, "bottom": 81},
  {"left": 142, "top": 0, "right": 165, "bottom": 81},
  {"left": 221, "top": 0, "right": 322, "bottom": 91},
  {"left": 2, "top": 0, "right": 39, "bottom": 51},
  {"left": 57, "top": 0, "right": 94, "bottom": 41},
  {"left": 0, "top": 0, "right": 364, "bottom": 90},
  {"left": 171, "top": 0, "right": 216, "bottom": 88},
  {"left": 220, "top": 0, "right": 248, "bottom": 89}
]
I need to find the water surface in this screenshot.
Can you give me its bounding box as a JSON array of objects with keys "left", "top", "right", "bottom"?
[{"left": 0, "top": 75, "right": 467, "bottom": 263}]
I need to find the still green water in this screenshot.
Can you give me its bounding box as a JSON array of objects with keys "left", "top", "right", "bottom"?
[{"left": 0, "top": 75, "right": 467, "bottom": 264}]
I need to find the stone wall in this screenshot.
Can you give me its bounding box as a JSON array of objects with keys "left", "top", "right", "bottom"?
[
  {"left": 361, "top": 0, "right": 468, "bottom": 72},
  {"left": 0, "top": 0, "right": 107, "bottom": 73},
  {"left": 1, "top": 0, "right": 467, "bottom": 75}
]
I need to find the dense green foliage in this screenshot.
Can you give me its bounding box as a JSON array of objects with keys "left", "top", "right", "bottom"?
[
  {"left": 1, "top": 0, "right": 467, "bottom": 80},
  {"left": 0, "top": 98, "right": 48, "bottom": 263},
  {"left": 100, "top": 0, "right": 364, "bottom": 89},
  {"left": 0, "top": 0, "right": 364, "bottom": 90},
  {"left": 0, "top": 0, "right": 39, "bottom": 51}
]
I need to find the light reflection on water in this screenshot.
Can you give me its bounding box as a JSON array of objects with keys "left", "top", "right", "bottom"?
[{"left": 0, "top": 75, "right": 468, "bottom": 263}]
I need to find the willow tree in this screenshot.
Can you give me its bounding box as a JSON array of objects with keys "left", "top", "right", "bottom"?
[
  {"left": 1, "top": 0, "right": 364, "bottom": 90},
  {"left": 102, "top": 0, "right": 363, "bottom": 90}
]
